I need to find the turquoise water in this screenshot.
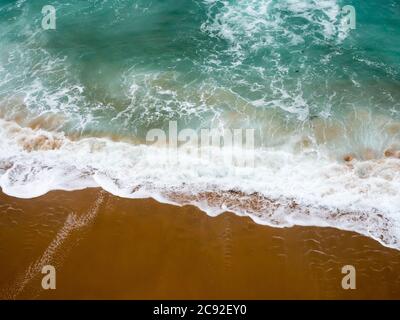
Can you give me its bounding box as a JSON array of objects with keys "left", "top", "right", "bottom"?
[
  {"left": 1, "top": 1, "right": 400, "bottom": 248},
  {"left": 1, "top": 0, "right": 399, "bottom": 140}
]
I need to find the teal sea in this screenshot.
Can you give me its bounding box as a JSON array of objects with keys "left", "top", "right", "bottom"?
[{"left": 0, "top": 0, "right": 400, "bottom": 249}]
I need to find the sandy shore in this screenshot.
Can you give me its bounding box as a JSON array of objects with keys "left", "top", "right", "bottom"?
[{"left": 0, "top": 188, "right": 399, "bottom": 299}]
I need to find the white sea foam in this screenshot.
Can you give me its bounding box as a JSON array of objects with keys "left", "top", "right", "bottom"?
[
  {"left": 0, "top": 118, "right": 400, "bottom": 250},
  {"left": 201, "top": 0, "right": 348, "bottom": 52},
  {"left": 198, "top": 0, "right": 353, "bottom": 122}
]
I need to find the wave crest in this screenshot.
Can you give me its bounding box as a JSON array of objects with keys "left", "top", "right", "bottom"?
[{"left": 1, "top": 118, "right": 400, "bottom": 250}]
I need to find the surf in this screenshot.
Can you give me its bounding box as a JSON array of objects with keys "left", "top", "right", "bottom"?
[{"left": 0, "top": 0, "right": 400, "bottom": 250}]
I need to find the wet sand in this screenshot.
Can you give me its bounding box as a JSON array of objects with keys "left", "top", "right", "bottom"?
[{"left": 0, "top": 188, "right": 399, "bottom": 300}]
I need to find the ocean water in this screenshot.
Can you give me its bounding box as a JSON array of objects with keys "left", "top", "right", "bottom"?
[{"left": 0, "top": 0, "right": 400, "bottom": 248}]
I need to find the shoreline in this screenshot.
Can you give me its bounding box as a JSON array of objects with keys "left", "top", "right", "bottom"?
[
  {"left": 1, "top": 188, "right": 400, "bottom": 299},
  {"left": 1, "top": 116, "right": 400, "bottom": 250}
]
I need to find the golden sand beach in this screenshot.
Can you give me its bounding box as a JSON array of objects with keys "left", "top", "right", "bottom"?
[{"left": 0, "top": 189, "right": 399, "bottom": 300}]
